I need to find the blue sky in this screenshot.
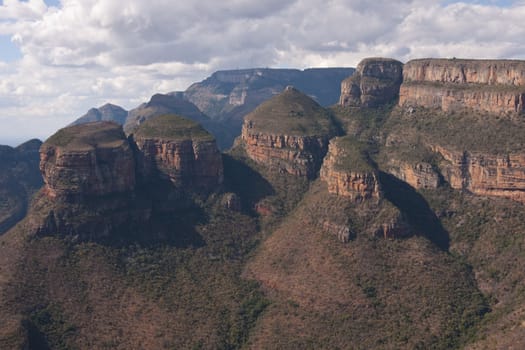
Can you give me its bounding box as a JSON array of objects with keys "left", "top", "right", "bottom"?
[{"left": 0, "top": 0, "right": 525, "bottom": 145}]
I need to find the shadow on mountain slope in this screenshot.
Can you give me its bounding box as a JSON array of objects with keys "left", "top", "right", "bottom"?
[{"left": 379, "top": 171, "right": 450, "bottom": 251}]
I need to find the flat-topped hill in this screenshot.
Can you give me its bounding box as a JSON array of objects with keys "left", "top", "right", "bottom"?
[
  {"left": 41, "top": 122, "right": 135, "bottom": 199},
  {"left": 403, "top": 58, "right": 525, "bottom": 86},
  {"left": 44, "top": 121, "right": 127, "bottom": 151},
  {"left": 134, "top": 114, "right": 214, "bottom": 142},
  {"left": 133, "top": 114, "right": 223, "bottom": 191},
  {"left": 244, "top": 86, "right": 336, "bottom": 136}
]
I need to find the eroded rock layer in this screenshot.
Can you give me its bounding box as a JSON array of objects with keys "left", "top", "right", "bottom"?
[
  {"left": 432, "top": 145, "right": 525, "bottom": 203},
  {"left": 40, "top": 122, "right": 136, "bottom": 200},
  {"left": 241, "top": 87, "right": 336, "bottom": 178},
  {"left": 339, "top": 57, "right": 403, "bottom": 107},
  {"left": 320, "top": 136, "right": 381, "bottom": 201},
  {"left": 133, "top": 115, "right": 223, "bottom": 192},
  {"left": 387, "top": 161, "right": 440, "bottom": 190},
  {"left": 399, "top": 59, "right": 525, "bottom": 115}
]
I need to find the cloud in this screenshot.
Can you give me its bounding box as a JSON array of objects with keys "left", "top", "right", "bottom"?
[{"left": 0, "top": 0, "right": 525, "bottom": 144}]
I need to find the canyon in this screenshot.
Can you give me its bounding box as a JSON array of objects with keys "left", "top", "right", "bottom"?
[{"left": 3, "top": 56, "right": 525, "bottom": 349}]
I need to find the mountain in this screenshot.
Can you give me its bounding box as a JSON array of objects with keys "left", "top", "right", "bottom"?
[
  {"left": 182, "top": 67, "right": 355, "bottom": 148},
  {"left": 124, "top": 93, "right": 211, "bottom": 134},
  {"left": 0, "top": 139, "right": 43, "bottom": 234},
  {"left": 70, "top": 103, "right": 128, "bottom": 126},
  {"left": 3, "top": 58, "right": 525, "bottom": 349}
]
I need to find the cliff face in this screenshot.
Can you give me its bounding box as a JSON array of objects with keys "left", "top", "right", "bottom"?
[
  {"left": 240, "top": 87, "right": 337, "bottom": 179},
  {"left": 339, "top": 58, "right": 403, "bottom": 107},
  {"left": 387, "top": 161, "right": 440, "bottom": 190},
  {"left": 399, "top": 59, "right": 525, "bottom": 115},
  {"left": 40, "top": 122, "right": 136, "bottom": 200},
  {"left": 133, "top": 115, "right": 223, "bottom": 192},
  {"left": 34, "top": 117, "right": 223, "bottom": 238},
  {"left": 242, "top": 129, "right": 331, "bottom": 178},
  {"left": 431, "top": 145, "right": 525, "bottom": 203},
  {"left": 320, "top": 138, "right": 381, "bottom": 201},
  {"left": 402, "top": 59, "right": 525, "bottom": 86},
  {"left": 34, "top": 122, "right": 146, "bottom": 238}
]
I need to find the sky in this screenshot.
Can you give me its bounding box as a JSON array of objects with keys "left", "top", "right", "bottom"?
[{"left": 1, "top": 0, "right": 525, "bottom": 146}]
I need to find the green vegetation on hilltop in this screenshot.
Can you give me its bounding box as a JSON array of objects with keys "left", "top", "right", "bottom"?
[
  {"left": 329, "top": 136, "right": 374, "bottom": 173},
  {"left": 45, "top": 121, "right": 125, "bottom": 150},
  {"left": 244, "top": 87, "right": 337, "bottom": 136},
  {"left": 134, "top": 114, "right": 214, "bottom": 142},
  {"left": 384, "top": 106, "right": 525, "bottom": 154}
]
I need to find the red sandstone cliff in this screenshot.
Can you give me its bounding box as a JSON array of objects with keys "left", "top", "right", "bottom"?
[
  {"left": 133, "top": 114, "right": 223, "bottom": 192},
  {"left": 340, "top": 58, "right": 403, "bottom": 107},
  {"left": 40, "top": 122, "right": 136, "bottom": 200},
  {"left": 320, "top": 137, "right": 381, "bottom": 201},
  {"left": 431, "top": 145, "right": 525, "bottom": 203},
  {"left": 399, "top": 59, "right": 525, "bottom": 115},
  {"left": 241, "top": 87, "right": 337, "bottom": 179}
]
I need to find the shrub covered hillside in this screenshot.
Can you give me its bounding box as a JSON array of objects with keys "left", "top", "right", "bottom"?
[{"left": 2, "top": 57, "right": 525, "bottom": 349}]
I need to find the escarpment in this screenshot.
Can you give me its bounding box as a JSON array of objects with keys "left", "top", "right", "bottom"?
[
  {"left": 339, "top": 57, "right": 403, "bottom": 107},
  {"left": 35, "top": 122, "right": 144, "bottom": 238},
  {"left": 431, "top": 145, "right": 525, "bottom": 203},
  {"left": 241, "top": 86, "right": 337, "bottom": 178},
  {"left": 399, "top": 59, "right": 525, "bottom": 115},
  {"left": 33, "top": 117, "right": 224, "bottom": 238},
  {"left": 386, "top": 161, "right": 441, "bottom": 190},
  {"left": 320, "top": 136, "right": 381, "bottom": 201},
  {"left": 133, "top": 114, "right": 223, "bottom": 192},
  {"left": 40, "top": 122, "right": 136, "bottom": 199}
]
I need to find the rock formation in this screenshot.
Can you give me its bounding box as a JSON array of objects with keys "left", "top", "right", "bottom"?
[
  {"left": 35, "top": 122, "right": 147, "bottom": 238},
  {"left": 40, "top": 122, "right": 136, "bottom": 200},
  {"left": 399, "top": 59, "right": 525, "bottom": 115},
  {"left": 70, "top": 103, "right": 128, "bottom": 126},
  {"left": 241, "top": 86, "right": 337, "bottom": 178},
  {"left": 431, "top": 145, "right": 525, "bottom": 203},
  {"left": 183, "top": 67, "right": 354, "bottom": 148},
  {"left": 133, "top": 114, "right": 223, "bottom": 192},
  {"left": 320, "top": 136, "right": 381, "bottom": 201},
  {"left": 386, "top": 161, "right": 440, "bottom": 190},
  {"left": 339, "top": 58, "right": 403, "bottom": 107}
]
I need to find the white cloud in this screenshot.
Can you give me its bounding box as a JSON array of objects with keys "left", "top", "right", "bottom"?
[{"left": 0, "top": 0, "right": 525, "bottom": 144}]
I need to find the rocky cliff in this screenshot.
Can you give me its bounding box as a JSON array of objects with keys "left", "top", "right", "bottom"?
[
  {"left": 70, "top": 103, "right": 128, "bottom": 126},
  {"left": 431, "top": 144, "right": 525, "bottom": 203},
  {"left": 40, "top": 122, "right": 136, "bottom": 200},
  {"left": 399, "top": 59, "right": 525, "bottom": 115},
  {"left": 320, "top": 136, "right": 381, "bottom": 201},
  {"left": 386, "top": 160, "right": 440, "bottom": 190},
  {"left": 34, "top": 122, "right": 147, "bottom": 238},
  {"left": 339, "top": 57, "right": 403, "bottom": 107},
  {"left": 133, "top": 114, "right": 223, "bottom": 192},
  {"left": 240, "top": 87, "right": 337, "bottom": 178}
]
